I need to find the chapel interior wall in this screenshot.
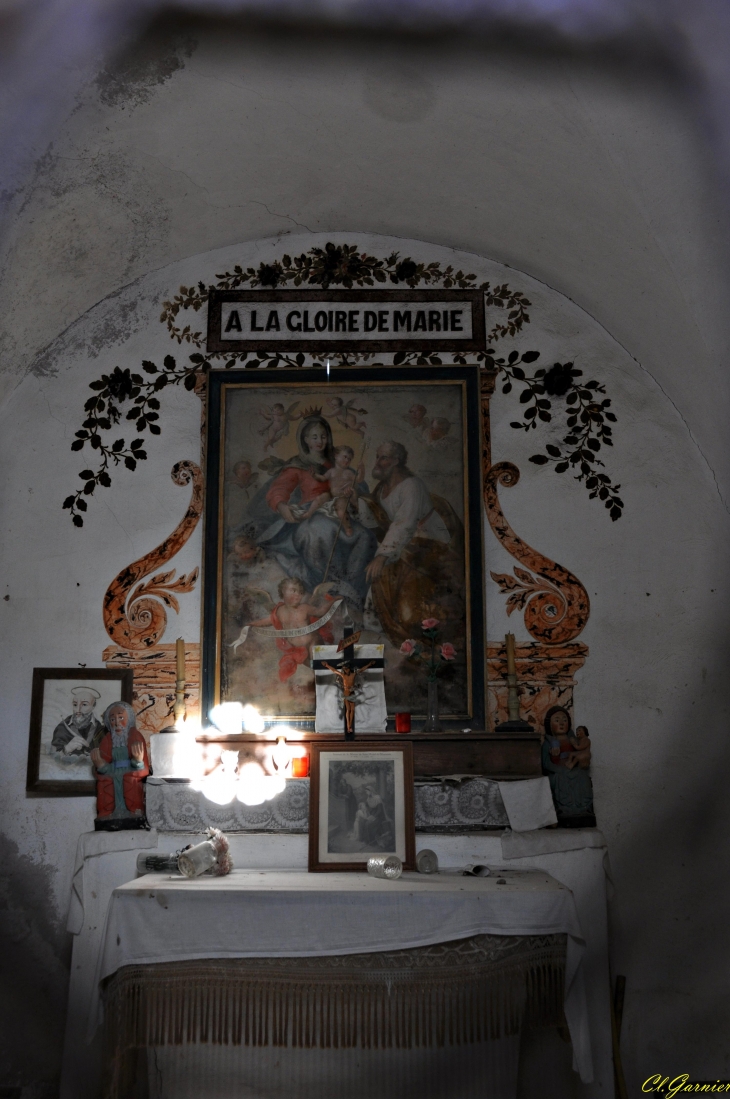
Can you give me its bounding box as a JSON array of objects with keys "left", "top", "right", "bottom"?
[{"left": 0, "top": 15, "right": 728, "bottom": 1096}]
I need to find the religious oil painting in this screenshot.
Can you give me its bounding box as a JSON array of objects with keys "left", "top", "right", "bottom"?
[
  {"left": 202, "top": 366, "right": 486, "bottom": 725},
  {"left": 26, "top": 668, "right": 134, "bottom": 795},
  {"left": 308, "top": 743, "right": 415, "bottom": 872}
]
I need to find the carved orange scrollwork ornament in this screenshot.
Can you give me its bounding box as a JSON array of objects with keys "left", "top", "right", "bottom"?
[
  {"left": 485, "top": 462, "right": 590, "bottom": 644},
  {"left": 103, "top": 460, "right": 203, "bottom": 649}
]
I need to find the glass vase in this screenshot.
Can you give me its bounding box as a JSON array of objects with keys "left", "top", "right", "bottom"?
[{"left": 421, "top": 679, "right": 444, "bottom": 733}]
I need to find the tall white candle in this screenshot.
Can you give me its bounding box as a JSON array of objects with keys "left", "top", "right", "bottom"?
[{"left": 506, "top": 633, "right": 516, "bottom": 676}]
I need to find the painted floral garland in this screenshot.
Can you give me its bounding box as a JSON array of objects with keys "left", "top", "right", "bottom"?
[{"left": 63, "top": 242, "right": 622, "bottom": 525}]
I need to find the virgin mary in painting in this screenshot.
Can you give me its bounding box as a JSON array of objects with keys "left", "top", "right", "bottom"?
[{"left": 243, "top": 410, "right": 377, "bottom": 606}]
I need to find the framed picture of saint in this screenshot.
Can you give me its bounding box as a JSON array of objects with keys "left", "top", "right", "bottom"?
[
  {"left": 26, "top": 668, "right": 134, "bottom": 795},
  {"left": 202, "top": 365, "right": 486, "bottom": 727},
  {"left": 308, "top": 742, "right": 416, "bottom": 872}
]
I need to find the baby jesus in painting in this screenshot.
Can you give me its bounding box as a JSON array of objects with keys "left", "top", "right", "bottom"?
[{"left": 311, "top": 446, "right": 364, "bottom": 536}]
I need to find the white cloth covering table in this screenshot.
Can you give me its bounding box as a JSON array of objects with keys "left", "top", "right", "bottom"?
[
  {"left": 95, "top": 868, "right": 590, "bottom": 1089},
  {"left": 61, "top": 830, "right": 612, "bottom": 1099}
]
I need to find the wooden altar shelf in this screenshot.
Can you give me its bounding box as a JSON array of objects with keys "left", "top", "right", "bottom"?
[
  {"left": 409, "top": 730, "right": 540, "bottom": 778},
  {"left": 197, "top": 730, "right": 542, "bottom": 781}
]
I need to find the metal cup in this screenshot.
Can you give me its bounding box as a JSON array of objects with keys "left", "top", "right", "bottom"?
[
  {"left": 367, "top": 855, "right": 403, "bottom": 880},
  {"left": 177, "top": 839, "right": 218, "bottom": 878},
  {"left": 416, "top": 849, "right": 439, "bottom": 874}
]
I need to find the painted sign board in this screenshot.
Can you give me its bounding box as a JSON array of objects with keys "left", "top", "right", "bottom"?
[{"left": 206, "top": 289, "right": 486, "bottom": 353}]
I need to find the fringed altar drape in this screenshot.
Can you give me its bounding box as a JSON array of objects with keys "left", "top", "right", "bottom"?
[{"left": 103, "top": 933, "right": 566, "bottom": 1099}]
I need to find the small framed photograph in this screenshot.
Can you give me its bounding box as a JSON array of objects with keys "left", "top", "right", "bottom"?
[
  {"left": 308, "top": 741, "right": 416, "bottom": 872},
  {"left": 26, "top": 668, "right": 134, "bottom": 795}
]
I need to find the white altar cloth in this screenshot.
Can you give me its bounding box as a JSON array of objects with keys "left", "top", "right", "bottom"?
[
  {"left": 61, "top": 831, "right": 612, "bottom": 1099},
  {"left": 94, "top": 868, "right": 591, "bottom": 1081}
]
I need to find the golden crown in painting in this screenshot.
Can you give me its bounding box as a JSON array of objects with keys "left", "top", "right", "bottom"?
[{"left": 300, "top": 405, "right": 324, "bottom": 419}]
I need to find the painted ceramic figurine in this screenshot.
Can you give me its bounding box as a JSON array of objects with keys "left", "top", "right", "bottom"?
[
  {"left": 541, "top": 706, "right": 596, "bottom": 826},
  {"left": 91, "top": 701, "right": 149, "bottom": 830}
]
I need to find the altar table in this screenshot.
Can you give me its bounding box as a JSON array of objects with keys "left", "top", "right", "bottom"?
[
  {"left": 60, "top": 830, "right": 612, "bottom": 1099},
  {"left": 99, "top": 869, "right": 585, "bottom": 1099}
]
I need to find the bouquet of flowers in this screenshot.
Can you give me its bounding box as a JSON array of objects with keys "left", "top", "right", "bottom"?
[
  {"left": 206, "top": 826, "right": 233, "bottom": 876},
  {"left": 399, "top": 618, "right": 456, "bottom": 680}
]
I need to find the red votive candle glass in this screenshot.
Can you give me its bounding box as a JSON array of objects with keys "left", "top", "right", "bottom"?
[
  {"left": 292, "top": 755, "right": 310, "bottom": 778},
  {"left": 395, "top": 712, "right": 411, "bottom": 734}
]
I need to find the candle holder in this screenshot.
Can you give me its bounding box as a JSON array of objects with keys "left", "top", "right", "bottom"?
[
  {"left": 174, "top": 637, "right": 186, "bottom": 726},
  {"left": 416, "top": 849, "right": 438, "bottom": 874},
  {"left": 292, "top": 755, "right": 310, "bottom": 778},
  {"left": 178, "top": 839, "right": 218, "bottom": 878},
  {"left": 494, "top": 632, "right": 534, "bottom": 733},
  {"left": 367, "top": 855, "right": 403, "bottom": 880},
  {"left": 173, "top": 681, "right": 185, "bottom": 725}
]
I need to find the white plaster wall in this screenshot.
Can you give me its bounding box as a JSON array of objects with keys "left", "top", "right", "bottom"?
[{"left": 0, "top": 17, "right": 729, "bottom": 1096}]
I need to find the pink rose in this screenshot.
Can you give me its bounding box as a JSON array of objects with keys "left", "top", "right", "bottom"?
[
  {"left": 400, "top": 639, "right": 417, "bottom": 655},
  {"left": 422, "top": 618, "right": 439, "bottom": 630},
  {"left": 439, "top": 643, "right": 456, "bottom": 661}
]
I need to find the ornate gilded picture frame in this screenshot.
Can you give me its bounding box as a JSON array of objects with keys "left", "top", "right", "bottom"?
[{"left": 201, "top": 365, "right": 486, "bottom": 729}]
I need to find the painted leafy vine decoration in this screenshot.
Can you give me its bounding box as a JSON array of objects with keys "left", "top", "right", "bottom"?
[
  {"left": 62, "top": 359, "right": 201, "bottom": 525},
  {"left": 63, "top": 241, "right": 621, "bottom": 526},
  {"left": 494, "top": 352, "right": 622, "bottom": 520}
]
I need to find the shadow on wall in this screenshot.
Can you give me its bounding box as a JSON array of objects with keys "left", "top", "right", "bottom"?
[
  {"left": 614, "top": 601, "right": 730, "bottom": 1092},
  {"left": 0, "top": 834, "right": 70, "bottom": 1098}
]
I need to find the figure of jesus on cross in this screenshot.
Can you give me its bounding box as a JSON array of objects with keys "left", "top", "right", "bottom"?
[
  {"left": 312, "top": 625, "right": 385, "bottom": 739},
  {"left": 321, "top": 660, "right": 376, "bottom": 737}
]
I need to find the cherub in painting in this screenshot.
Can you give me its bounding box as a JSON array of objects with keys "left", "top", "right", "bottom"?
[
  {"left": 424, "top": 416, "right": 452, "bottom": 446},
  {"left": 231, "top": 459, "right": 259, "bottom": 494},
  {"left": 229, "top": 534, "right": 265, "bottom": 567},
  {"left": 324, "top": 396, "right": 368, "bottom": 436},
  {"left": 245, "top": 577, "right": 335, "bottom": 681},
  {"left": 258, "top": 402, "right": 302, "bottom": 451},
  {"left": 403, "top": 403, "right": 429, "bottom": 431}
]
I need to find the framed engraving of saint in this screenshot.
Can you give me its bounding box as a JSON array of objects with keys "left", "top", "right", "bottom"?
[
  {"left": 201, "top": 365, "right": 486, "bottom": 728},
  {"left": 308, "top": 742, "right": 416, "bottom": 872},
  {"left": 26, "top": 668, "right": 134, "bottom": 795}
]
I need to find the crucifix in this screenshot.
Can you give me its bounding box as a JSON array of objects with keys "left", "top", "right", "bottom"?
[{"left": 311, "top": 623, "right": 385, "bottom": 740}]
